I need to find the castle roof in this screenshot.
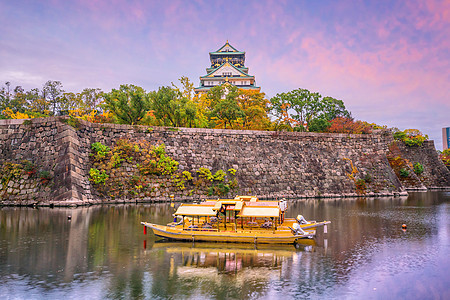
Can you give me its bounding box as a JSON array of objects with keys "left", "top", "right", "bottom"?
[
  {"left": 200, "top": 62, "right": 254, "bottom": 79},
  {"left": 209, "top": 41, "right": 245, "bottom": 55}
]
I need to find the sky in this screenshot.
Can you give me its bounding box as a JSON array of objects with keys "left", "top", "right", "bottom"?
[{"left": 1, "top": 0, "right": 449, "bottom": 149}]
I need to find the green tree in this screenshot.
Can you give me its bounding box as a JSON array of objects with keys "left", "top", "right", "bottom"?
[
  {"left": 150, "top": 84, "right": 198, "bottom": 127},
  {"left": 26, "top": 88, "right": 50, "bottom": 114},
  {"left": 270, "top": 88, "right": 350, "bottom": 132},
  {"left": 103, "top": 84, "right": 150, "bottom": 125},
  {"left": 59, "top": 92, "right": 82, "bottom": 114},
  {"left": 0, "top": 82, "right": 12, "bottom": 112},
  {"left": 43, "top": 80, "right": 64, "bottom": 115},
  {"left": 208, "top": 85, "right": 245, "bottom": 129},
  {"left": 78, "top": 88, "right": 104, "bottom": 113}
]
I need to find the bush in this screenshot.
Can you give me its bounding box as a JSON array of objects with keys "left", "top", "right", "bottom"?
[
  {"left": 22, "top": 160, "right": 36, "bottom": 176},
  {"left": 393, "top": 131, "right": 406, "bottom": 140},
  {"left": 364, "top": 173, "right": 372, "bottom": 183},
  {"left": 399, "top": 168, "right": 409, "bottom": 178},
  {"left": 308, "top": 118, "right": 331, "bottom": 132},
  {"left": 326, "top": 117, "right": 372, "bottom": 134},
  {"left": 91, "top": 142, "right": 111, "bottom": 160},
  {"left": 213, "top": 170, "right": 226, "bottom": 181},
  {"left": 138, "top": 143, "right": 178, "bottom": 175},
  {"left": 197, "top": 168, "right": 214, "bottom": 182},
  {"left": 228, "top": 168, "right": 237, "bottom": 176},
  {"left": 413, "top": 162, "right": 424, "bottom": 175},
  {"left": 439, "top": 149, "right": 450, "bottom": 167},
  {"left": 89, "top": 168, "right": 109, "bottom": 184},
  {"left": 355, "top": 178, "right": 366, "bottom": 190},
  {"left": 39, "top": 170, "right": 52, "bottom": 183},
  {"left": 394, "top": 129, "right": 428, "bottom": 147}
]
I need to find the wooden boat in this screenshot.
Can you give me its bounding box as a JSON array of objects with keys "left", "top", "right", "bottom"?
[{"left": 141, "top": 196, "right": 330, "bottom": 245}]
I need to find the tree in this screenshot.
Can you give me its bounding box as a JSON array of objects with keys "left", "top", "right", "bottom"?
[
  {"left": 103, "top": 84, "right": 150, "bottom": 125},
  {"left": 150, "top": 82, "right": 198, "bottom": 128},
  {"left": 270, "top": 88, "right": 351, "bottom": 131},
  {"left": 172, "top": 76, "right": 194, "bottom": 102},
  {"left": 0, "top": 82, "right": 12, "bottom": 111},
  {"left": 78, "top": 88, "right": 104, "bottom": 113},
  {"left": 59, "top": 92, "right": 81, "bottom": 114},
  {"left": 208, "top": 85, "right": 245, "bottom": 129},
  {"left": 235, "top": 89, "right": 270, "bottom": 130},
  {"left": 26, "top": 88, "right": 50, "bottom": 115},
  {"left": 42, "top": 80, "right": 64, "bottom": 115},
  {"left": 327, "top": 117, "right": 372, "bottom": 134}
]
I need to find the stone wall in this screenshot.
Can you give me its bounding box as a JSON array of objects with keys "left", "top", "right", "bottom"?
[
  {"left": 0, "top": 118, "right": 81, "bottom": 204},
  {"left": 395, "top": 140, "right": 450, "bottom": 188},
  {"left": 1, "top": 117, "right": 448, "bottom": 206}
]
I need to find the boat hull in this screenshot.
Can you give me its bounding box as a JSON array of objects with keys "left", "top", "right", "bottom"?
[{"left": 141, "top": 222, "right": 315, "bottom": 244}]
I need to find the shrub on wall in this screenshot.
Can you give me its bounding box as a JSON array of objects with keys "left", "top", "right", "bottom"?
[
  {"left": 394, "top": 129, "right": 428, "bottom": 147},
  {"left": 91, "top": 142, "right": 111, "bottom": 160},
  {"left": 89, "top": 168, "right": 109, "bottom": 184},
  {"left": 439, "top": 149, "right": 450, "bottom": 167},
  {"left": 326, "top": 117, "right": 373, "bottom": 134},
  {"left": 413, "top": 162, "right": 424, "bottom": 175},
  {"left": 89, "top": 139, "right": 239, "bottom": 199},
  {"left": 355, "top": 178, "right": 366, "bottom": 191},
  {"left": 399, "top": 168, "right": 409, "bottom": 177}
]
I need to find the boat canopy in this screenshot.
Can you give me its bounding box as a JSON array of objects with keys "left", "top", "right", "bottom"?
[
  {"left": 174, "top": 205, "right": 216, "bottom": 216},
  {"left": 237, "top": 206, "right": 281, "bottom": 218}
]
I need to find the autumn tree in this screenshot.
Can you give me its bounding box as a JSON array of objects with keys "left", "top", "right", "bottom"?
[
  {"left": 235, "top": 89, "right": 270, "bottom": 130},
  {"left": 326, "top": 117, "right": 372, "bottom": 134},
  {"left": 103, "top": 84, "right": 150, "bottom": 125}
]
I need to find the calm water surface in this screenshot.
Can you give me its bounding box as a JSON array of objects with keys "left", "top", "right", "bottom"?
[{"left": 0, "top": 192, "right": 449, "bottom": 299}]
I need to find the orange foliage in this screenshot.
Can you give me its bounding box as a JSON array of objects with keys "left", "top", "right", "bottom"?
[{"left": 327, "top": 117, "right": 372, "bottom": 134}]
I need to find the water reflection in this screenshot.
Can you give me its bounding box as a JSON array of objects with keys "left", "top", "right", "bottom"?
[{"left": 0, "top": 192, "right": 448, "bottom": 299}]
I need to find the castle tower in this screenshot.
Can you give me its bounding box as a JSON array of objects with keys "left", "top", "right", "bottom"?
[{"left": 194, "top": 41, "right": 260, "bottom": 93}]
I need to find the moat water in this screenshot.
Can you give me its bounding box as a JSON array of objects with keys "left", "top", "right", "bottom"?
[{"left": 0, "top": 191, "right": 449, "bottom": 299}]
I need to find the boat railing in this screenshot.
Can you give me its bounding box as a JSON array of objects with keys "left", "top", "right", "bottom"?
[{"left": 185, "top": 227, "right": 218, "bottom": 232}]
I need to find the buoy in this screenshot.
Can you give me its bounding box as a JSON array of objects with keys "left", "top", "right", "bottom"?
[
  {"left": 324, "top": 224, "right": 328, "bottom": 234},
  {"left": 143, "top": 226, "right": 147, "bottom": 235},
  {"left": 143, "top": 240, "right": 147, "bottom": 249},
  {"left": 402, "top": 224, "right": 407, "bottom": 230}
]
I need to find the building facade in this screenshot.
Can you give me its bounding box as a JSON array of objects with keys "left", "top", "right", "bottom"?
[
  {"left": 443, "top": 127, "right": 450, "bottom": 150},
  {"left": 194, "top": 41, "right": 260, "bottom": 94}
]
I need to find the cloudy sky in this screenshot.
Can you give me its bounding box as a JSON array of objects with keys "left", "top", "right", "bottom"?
[{"left": 1, "top": 0, "right": 449, "bottom": 149}]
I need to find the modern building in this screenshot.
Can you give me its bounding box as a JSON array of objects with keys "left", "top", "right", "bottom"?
[
  {"left": 443, "top": 127, "right": 450, "bottom": 150},
  {"left": 194, "top": 41, "right": 260, "bottom": 94}
]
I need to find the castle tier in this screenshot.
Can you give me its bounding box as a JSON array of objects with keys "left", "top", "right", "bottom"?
[{"left": 194, "top": 41, "right": 261, "bottom": 94}]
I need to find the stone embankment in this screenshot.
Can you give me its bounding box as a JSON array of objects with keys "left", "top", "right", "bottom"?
[{"left": 1, "top": 117, "right": 448, "bottom": 206}]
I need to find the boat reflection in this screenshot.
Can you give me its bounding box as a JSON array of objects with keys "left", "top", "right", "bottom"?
[{"left": 145, "top": 241, "right": 315, "bottom": 278}]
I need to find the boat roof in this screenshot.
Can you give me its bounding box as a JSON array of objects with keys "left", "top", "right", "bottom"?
[
  {"left": 237, "top": 206, "right": 281, "bottom": 218},
  {"left": 174, "top": 196, "right": 285, "bottom": 218},
  {"left": 174, "top": 204, "right": 216, "bottom": 216}
]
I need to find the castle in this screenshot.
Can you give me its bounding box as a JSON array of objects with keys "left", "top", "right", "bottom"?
[{"left": 194, "top": 41, "right": 260, "bottom": 93}]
